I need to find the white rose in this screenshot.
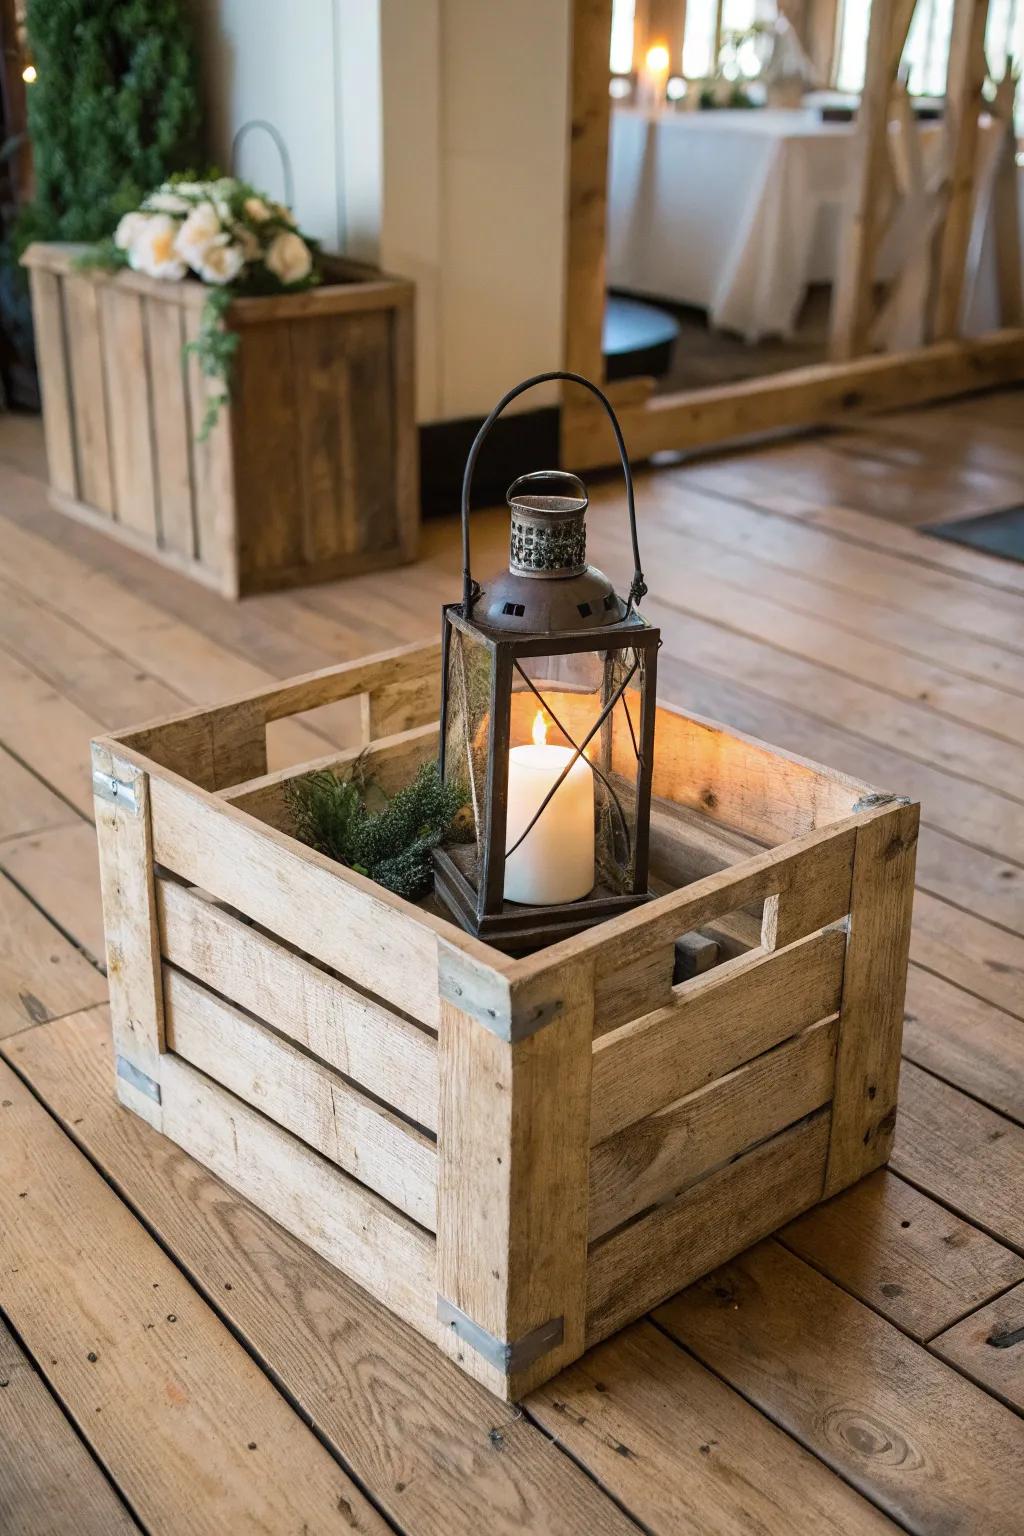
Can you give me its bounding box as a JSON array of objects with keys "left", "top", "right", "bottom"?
[
  {"left": 114, "top": 210, "right": 151, "bottom": 251},
  {"left": 265, "top": 230, "right": 312, "bottom": 285},
  {"left": 272, "top": 201, "right": 297, "bottom": 227},
  {"left": 128, "top": 214, "right": 187, "bottom": 280},
  {"left": 196, "top": 235, "right": 245, "bottom": 285},
  {"left": 244, "top": 195, "right": 271, "bottom": 223},
  {"left": 174, "top": 200, "right": 223, "bottom": 272},
  {"left": 145, "top": 190, "right": 191, "bottom": 214}
]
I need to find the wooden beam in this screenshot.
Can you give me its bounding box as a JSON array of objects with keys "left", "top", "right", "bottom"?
[
  {"left": 933, "top": 0, "right": 992, "bottom": 339},
  {"left": 562, "top": 329, "right": 1024, "bottom": 467},
  {"left": 563, "top": 0, "right": 614, "bottom": 393},
  {"left": 829, "top": 0, "right": 918, "bottom": 360}
]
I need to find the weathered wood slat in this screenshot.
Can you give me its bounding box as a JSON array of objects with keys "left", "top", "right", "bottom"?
[
  {"left": 0, "top": 870, "right": 105, "bottom": 1040},
  {"left": 436, "top": 955, "right": 595, "bottom": 1399},
  {"left": 658, "top": 1240, "right": 1024, "bottom": 1536},
  {"left": 164, "top": 964, "right": 437, "bottom": 1228},
  {"left": 586, "top": 1110, "right": 830, "bottom": 1347},
  {"left": 144, "top": 297, "right": 195, "bottom": 558},
  {"left": 160, "top": 1050, "right": 435, "bottom": 1339},
  {"left": 0, "top": 1317, "right": 139, "bottom": 1535},
  {"left": 146, "top": 768, "right": 459, "bottom": 1029},
  {"left": 590, "top": 925, "right": 845, "bottom": 1143},
  {"left": 62, "top": 275, "right": 114, "bottom": 515},
  {"left": 528, "top": 1320, "right": 899, "bottom": 1536},
  {"left": 8, "top": 1006, "right": 637, "bottom": 1536},
  {"left": 157, "top": 875, "right": 438, "bottom": 1130},
  {"left": 0, "top": 1053, "right": 391, "bottom": 1534},
  {"left": 824, "top": 799, "right": 918, "bottom": 1195},
  {"left": 783, "top": 1168, "right": 1024, "bottom": 1341},
  {"left": 573, "top": 823, "right": 855, "bottom": 1034},
  {"left": 91, "top": 745, "right": 165, "bottom": 1129},
  {"left": 590, "top": 1017, "right": 836, "bottom": 1239},
  {"left": 931, "top": 1279, "right": 1024, "bottom": 1414},
  {"left": 27, "top": 268, "right": 77, "bottom": 498},
  {"left": 99, "top": 287, "right": 157, "bottom": 540}
]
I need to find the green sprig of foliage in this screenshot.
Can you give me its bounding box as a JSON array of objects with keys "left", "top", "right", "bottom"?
[{"left": 285, "top": 760, "right": 468, "bottom": 903}]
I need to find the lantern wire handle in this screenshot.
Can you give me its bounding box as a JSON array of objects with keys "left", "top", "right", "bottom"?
[{"left": 460, "top": 371, "right": 647, "bottom": 618}]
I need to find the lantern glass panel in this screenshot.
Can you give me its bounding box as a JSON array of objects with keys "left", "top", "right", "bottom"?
[
  {"left": 506, "top": 641, "right": 648, "bottom": 900},
  {"left": 442, "top": 621, "right": 493, "bottom": 865}
]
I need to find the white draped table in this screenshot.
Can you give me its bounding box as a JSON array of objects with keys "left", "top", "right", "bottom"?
[{"left": 607, "top": 106, "right": 1008, "bottom": 344}]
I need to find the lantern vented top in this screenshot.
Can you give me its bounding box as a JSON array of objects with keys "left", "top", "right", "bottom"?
[{"left": 474, "top": 470, "right": 627, "bottom": 634}]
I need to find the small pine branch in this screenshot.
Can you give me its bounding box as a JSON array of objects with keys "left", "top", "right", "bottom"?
[{"left": 284, "top": 760, "right": 467, "bottom": 901}]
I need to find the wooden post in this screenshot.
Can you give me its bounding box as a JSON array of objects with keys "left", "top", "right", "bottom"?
[
  {"left": 564, "top": 0, "right": 614, "bottom": 388},
  {"left": 435, "top": 943, "right": 595, "bottom": 1400},
  {"left": 933, "top": 0, "right": 992, "bottom": 339},
  {"left": 92, "top": 743, "right": 166, "bottom": 1132},
  {"left": 824, "top": 798, "right": 919, "bottom": 1196},
  {"left": 830, "top": 0, "right": 918, "bottom": 360}
]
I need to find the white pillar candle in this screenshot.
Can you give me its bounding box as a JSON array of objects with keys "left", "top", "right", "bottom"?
[{"left": 504, "top": 712, "right": 595, "bottom": 906}]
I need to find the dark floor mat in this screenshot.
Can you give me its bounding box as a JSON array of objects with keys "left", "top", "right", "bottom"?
[{"left": 925, "top": 506, "right": 1024, "bottom": 564}]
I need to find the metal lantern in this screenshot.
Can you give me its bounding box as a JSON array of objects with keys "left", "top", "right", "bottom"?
[{"left": 433, "top": 371, "right": 659, "bottom": 953}]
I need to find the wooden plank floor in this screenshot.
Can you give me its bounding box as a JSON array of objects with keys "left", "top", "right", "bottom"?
[{"left": 1, "top": 390, "right": 1023, "bottom": 1534}]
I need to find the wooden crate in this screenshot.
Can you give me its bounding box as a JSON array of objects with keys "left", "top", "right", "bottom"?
[
  {"left": 23, "top": 242, "right": 418, "bottom": 597},
  {"left": 92, "top": 638, "right": 918, "bottom": 1401}
]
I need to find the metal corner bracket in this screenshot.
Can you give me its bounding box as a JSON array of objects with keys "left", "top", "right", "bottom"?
[
  {"left": 116, "top": 1054, "right": 161, "bottom": 1104},
  {"left": 437, "top": 1296, "right": 563, "bottom": 1375},
  {"left": 93, "top": 767, "right": 140, "bottom": 816}
]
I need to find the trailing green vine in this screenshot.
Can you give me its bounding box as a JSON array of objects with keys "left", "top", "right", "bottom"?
[{"left": 184, "top": 288, "right": 239, "bottom": 441}]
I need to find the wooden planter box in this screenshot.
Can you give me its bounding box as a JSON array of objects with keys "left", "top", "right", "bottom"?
[
  {"left": 92, "top": 639, "right": 918, "bottom": 1400},
  {"left": 23, "top": 243, "right": 418, "bottom": 597}
]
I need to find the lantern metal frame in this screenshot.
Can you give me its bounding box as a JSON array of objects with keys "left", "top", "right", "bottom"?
[{"left": 433, "top": 371, "right": 660, "bottom": 955}]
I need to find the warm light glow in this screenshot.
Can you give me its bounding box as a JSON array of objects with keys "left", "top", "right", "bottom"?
[
  {"left": 645, "top": 43, "right": 670, "bottom": 73},
  {"left": 531, "top": 710, "right": 549, "bottom": 748},
  {"left": 22, "top": 64, "right": 37, "bottom": 83}
]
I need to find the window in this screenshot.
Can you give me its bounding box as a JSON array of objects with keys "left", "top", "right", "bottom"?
[
  {"left": 611, "top": 0, "right": 777, "bottom": 80},
  {"left": 836, "top": 0, "right": 1023, "bottom": 105},
  {"left": 610, "top": 0, "right": 637, "bottom": 73}
]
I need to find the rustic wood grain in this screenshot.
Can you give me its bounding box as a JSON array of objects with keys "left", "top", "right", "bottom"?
[
  {"left": 6, "top": 1006, "right": 638, "bottom": 1536},
  {"left": 0, "top": 870, "right": 105, "bottom": 1041},
  {"left": 0, "top": 1317, "right": 139, "bottom": 1534},
  {"left": 590, "top": 1018, "right": 837, "bottom": 1240},
  {"left": 893, "top": 1061, "right": 1024, "bottom": 1249},
  {"left": 658, "top": 1239, "right": 1024, "bottom": 1536},
  {"left": 590, "top": 924, "right": 845, "bottom": 1142},
  {"left": 157, "top": 875, "right": 438, "bottom": 1130},
  {"left": 528, "top": 1321, "right": 899, "bottom": 1536},
  {"left": 0, "top": 1053, "right": 391, "bottom": 1535},
  {"left": 931, "top": 1279, "right": 1024, "bottom": 1413},
  {"left": 825, "top": 800, "right": 919, "bottom": 1195},
  {"left": 27, "top": 268, "right": 77, "bottom": 498},
  {"left": 783, "top": 1168, "right": 1024, "bottom": 1341},
  {"left": 164, "top": 964, "right": 437, "bottom": 1229},
  {"left": 586, "top": 1111, "right": 830, "bottom": 1347}
]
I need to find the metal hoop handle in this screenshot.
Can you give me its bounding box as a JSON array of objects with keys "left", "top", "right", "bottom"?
[
  {"left": 230, "top": 119, "right": 295, "bottom": 210},
  {"left": 460, "top": 371, "right": 647, "bottom": 616},
  {"left": 506, "top": 469, "right": 588, "bottom": 509}
]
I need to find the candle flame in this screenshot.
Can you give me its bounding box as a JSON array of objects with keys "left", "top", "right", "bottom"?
[
  {"left": 645, "top": 43, "right": 670, "bottom": 72},
  {"left": 532, "top": 710, "right": 549, "bottom": 748}
]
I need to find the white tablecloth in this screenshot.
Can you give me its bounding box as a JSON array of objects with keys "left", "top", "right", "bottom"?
[{"left": 607, "top": 106, "right": 1008, "bottom": 343}]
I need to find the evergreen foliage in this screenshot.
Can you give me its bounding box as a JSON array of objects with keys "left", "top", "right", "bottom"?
[
  {"left": 285, "top": 761, "right": 468, "bottom": 903},
  {"left": 18, "top": 0, "right": 203, "bottom": 248}
]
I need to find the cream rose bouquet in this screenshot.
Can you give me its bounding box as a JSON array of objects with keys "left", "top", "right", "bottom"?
[{"left": 85, "top": 174, "right": 321, "bottom": 438}]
